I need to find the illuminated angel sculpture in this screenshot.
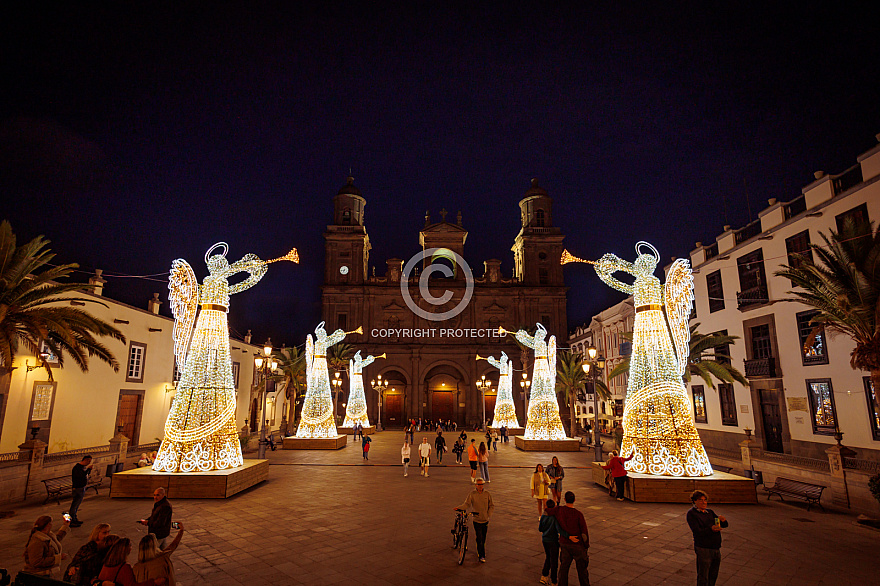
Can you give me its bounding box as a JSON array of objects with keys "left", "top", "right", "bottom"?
[
  {"left": 342, "top": 351, "right": 381, "bottom": 429},
  {"left": 594, "top": 241, "right": 712, "bottom": 476},
  {"left": 484, "top": 352, "right": 520, "bottom": 429},
  {"left": 295, "top": 322, "right": 352, "bottom": 438},
  {"left": 155, "top": 242, "right": 298, "bottom": 472},
  {"left": 501, "top": 324, "right": 567, "bottom": 440}
]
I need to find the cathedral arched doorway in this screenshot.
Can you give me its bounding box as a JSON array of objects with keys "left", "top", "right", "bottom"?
[
  {"left": 381, "top": 369, "right": 407, "bottom": 427},
  {"left": 424, "top": 364, "right": 466, "bottom": 424}
]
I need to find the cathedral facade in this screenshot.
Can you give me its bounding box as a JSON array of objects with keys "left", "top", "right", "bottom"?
[{"left": 321, "top": 178, "right": 568, "bottom": 428}]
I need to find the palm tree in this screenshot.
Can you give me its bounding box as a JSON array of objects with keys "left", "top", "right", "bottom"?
[
  {"left": 776, "top": 220, "right": 880, "bottom": 414},
  {"left": 556, "top": 350, "right": 610, "bottom": 437},
  {"left": 273, "top": 346, "right": 306, "bottom": 431},
  {"left": 328, "top": 342, "right": 356, "bottom": 420},
  {"left": 607, "top": 326, "right": 747, "bottom": 389},
  {"left": 0, "top": 221, "right": 125, "bottom": 380}
]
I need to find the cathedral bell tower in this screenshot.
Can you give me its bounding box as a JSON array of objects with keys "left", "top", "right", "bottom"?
[
  {"left": 325, "top": 176, "right": 370, "bottom": 286},
  {"left": 511, "top": 178, "right": 565, "bottom": 286}
]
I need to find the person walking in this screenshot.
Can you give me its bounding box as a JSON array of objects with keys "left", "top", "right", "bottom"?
[
  {"left": 531, "top": 464, "right": 551, "bottom": 518},
  {"left": 601, "top": 450, "right": 634, "bottom": 501},
  {"left": 687, "top": 490, "right": 728, "bottom": 586},
  {"left": 138, "top": 488, "right": 172, "bottom": 549},
  {"left": 452, "top": 437, "right": 464, "bottom": 464},
  {"left": 24, "top": 515, "right": 70, "bottom": 577},
  {"left": 454, "top": 478, "right": 494, "bottom": 563},
  {"left": 408, "top": 424, "right": 415, "bottom": 445},
  {"left": 467, "top": 439, "right": 479, "bottom": 483},
  {"left": 401, "top": 441, "right": 411, "bottom": 476},
  {"left": 490, "top": 428, "right": 499, "bottom": 451},
  {"left": 133, "top": 523, "right": 185, "bottom": 586},
  {"left": 65, "top": 522, "right": 111, "bottom": 584},
  {"left": 477, "top": 441, "right": 491, "bottom": 482},
  {"left": 547, "top": 491, "right": 590, "bottom": 586},
  {"left": 435, "top": 431, "right": 447, "bottom": 464},
  {"left": 69, "top": 455, "right": 93, "bottom": 527},
  {"left": 362, "top": 433, "right": 372, "bottom": 460},
  {"left": 546, "top": 456, "right": 565, "bottom": 504},
  {"left": 418, "top": 437, "right": 432, "bottom": 477},
  {"left": 539, "top": 500, "right": 561, "bottom": 586}
]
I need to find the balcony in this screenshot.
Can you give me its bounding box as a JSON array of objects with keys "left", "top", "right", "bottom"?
[
  {"left": 744, "top": 356, "right": 777, "bottom": 378},
  {"left": 737, "top": 286, "right": 769, "bottom": 310}
]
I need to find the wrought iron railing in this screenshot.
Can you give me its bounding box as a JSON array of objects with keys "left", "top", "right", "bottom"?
[
  {"left": 704, "top": 242, "right": 719, "bottom": 260},
  {"left": 832, "top": 164, "right": 863, "bottom": 195},
  {"left": 735, "top": 220, "right": 762, "bottom": 245},
  {"left": 43, "top": 445, "right": 112, "bottom": 464},
  {"left": 0, "top": 451, "right": 23, "bottom": 465},
  {"left": 744, "top": 356, "right": 777, "bottom": 378},
  {"left": 737, "top": 286, "right": 769, "bottom": 309},
  {"left": 784, "top": 196, "right": 807, "bottom": 220},
  {"left": 759, "top": 451, "right": 830, "bottom": 472},
  {"left": 843, "top": 457, "right": 880, "bottom": 474}
]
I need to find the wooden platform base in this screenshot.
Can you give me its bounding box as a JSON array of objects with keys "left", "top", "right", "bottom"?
[
  {"left": 490, "top": 427, "right": 524, "bottom": 436},
  {"left": 282, "top": 435, "right": 347, "bottom": 450},
  {"left": 337, "top": 426, "right": 376, "bottom": 436},
  {"left": 514, "top": 436, "right": 581, "bottom": 452},
  {"left": 590, "top": 462, "right": 757, "bottom": 503},
  {"left": 110, "top": 459, "right": 268, "bottom": 499}
]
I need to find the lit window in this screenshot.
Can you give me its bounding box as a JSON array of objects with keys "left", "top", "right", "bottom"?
[
  {"left": 865, "top": 377, "right": 880, "bottom": 441},
  {"left": 806, "top": 379, "right": 836, "bottom": 435},
  {"left": 692, "top": 385, "right": 707, "bottom": 424},
  {"left": 796, "top": 311, "right": 828, "bottom": 365}
]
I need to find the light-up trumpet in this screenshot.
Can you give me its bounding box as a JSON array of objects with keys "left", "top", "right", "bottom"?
[
  {"left": 560, "top": 249, "right": 596, "bottom": 265},
  {"left": 262, "top": 247, "right": 300, "bottom": 265},
  {"left": 475, "top": 354, "right": 487, "bottom": 361},
  {"left": 345, "top": 326, "right": 364, "bottom": 336}
]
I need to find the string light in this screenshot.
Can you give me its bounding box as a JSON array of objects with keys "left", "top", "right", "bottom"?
[
  {"left": 342, "top": 351, "right": 376, "bottom": 428},
  {"left": 594, "top": 241, "right": 713, "bottom": 477},
  {"left": 486, "top": 352, "right": 520, "bottom": 428},
  {"left": 509, "top": 324, "right": 567, "bottom": 440},
  {"left": 295, "top": 322, "right": 348, "bottom": 438},
  {"left": 155, "top": 245, "right": 271, "bottom": 473}
]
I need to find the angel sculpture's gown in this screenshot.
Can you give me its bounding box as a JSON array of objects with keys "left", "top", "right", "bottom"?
[
  {"left": 153, "top": 255, "right": 265, "bottom": 473},
  {"left": 342, "top": 352, "right": 374, "bottom": 428},
  {"left": 488, "top": 354, "right": 520, "bottom": 429},
  {"left": 518, "top": 326, "right": 567, "bottom": 440},
  {"left": 296, "top": 327, "right": 346, "bottom": 438},
  {"left": 596, "top": 255, "right": 713, "bottom": 477}
]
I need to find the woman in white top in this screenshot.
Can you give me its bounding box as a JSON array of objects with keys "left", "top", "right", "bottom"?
[
  {"left": 530, "top": 464, "right": 551, "bottom": 518},
  {"left": 401, "top": 441, "right": 411, "bottom": 477}
]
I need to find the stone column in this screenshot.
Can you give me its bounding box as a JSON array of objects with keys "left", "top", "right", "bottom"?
[
  {"left": 18, "top": 438, "right": 47, "bottom": 499},
  {"left": 825, "top": 441, "right": 857, "bottom": 509},
  {"left": 108, "top": 430, "right": 130, "bottom": 469},
  {"left": 739, "top": 432, "right": 762, "bottom": 472}
]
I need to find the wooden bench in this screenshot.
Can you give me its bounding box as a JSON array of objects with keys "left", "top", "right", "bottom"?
[
  {"left": 42, "top": 475, "right": 103, "bottom": 505},
  {"left": 763, "top": 476, "right": 826, "bottom": 511}
]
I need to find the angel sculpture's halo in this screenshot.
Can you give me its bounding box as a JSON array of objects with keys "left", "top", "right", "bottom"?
[
  {"left": 204, "top": 242, "right": 229, "bottom": 263},
  {"left": 315, "top": 321, "right": 326, "bottom": 333},
  {"left": 635, "top": 241, "right": 660, "bottom": 261}
]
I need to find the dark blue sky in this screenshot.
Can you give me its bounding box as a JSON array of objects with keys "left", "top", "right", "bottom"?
[{"left": 2, "top": 3, "right": 879, "bottom": 347}]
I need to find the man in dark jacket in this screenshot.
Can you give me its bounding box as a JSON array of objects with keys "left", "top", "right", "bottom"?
[
  {"left": 139, "top": 487, "right": 173, "bottom": 547},
  {"left": 686, "top": 490, "right": 728, "bottom": 586},
  {"left": 69, "top": 455, "right": 92, "bottom": 527},
  {"left": 548, "top": 491, "right": 589, "bottom": 586}
]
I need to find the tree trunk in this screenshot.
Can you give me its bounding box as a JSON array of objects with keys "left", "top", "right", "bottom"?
[{"left": 570, "top": 390, "right": 577, "bottom": 439}]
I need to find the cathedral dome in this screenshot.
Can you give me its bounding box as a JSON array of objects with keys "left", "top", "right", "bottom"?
[{"left": 337, "top": 176, "right": 361, "bottom": 196}]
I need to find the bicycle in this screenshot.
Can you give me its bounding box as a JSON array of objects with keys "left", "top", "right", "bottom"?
[{"left": 450, "top": 509, "right": 471, "bottom": 565}]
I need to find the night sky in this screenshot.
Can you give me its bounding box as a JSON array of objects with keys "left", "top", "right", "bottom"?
[{"left": 2, "top": 3, "right": 879, "bottom": 347}]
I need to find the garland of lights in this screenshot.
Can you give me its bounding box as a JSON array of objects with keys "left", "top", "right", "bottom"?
[
  {"left": 295, "top": 323, "right": 348, "bottom": 438},
  {"left": 515, "top": 324, "right": 567, "bottom": 440},
  {"left": 342, "top": 351, "right": 376, "bottom": 428},
  {"left": 594, "top": 241, "right": 713, "bottom": 477},
  {"left": 154, "top": 246, "right": 269, "bottom": 473},
  {"left": 487, "top": 352, "right": 520, "bottom": 428}
]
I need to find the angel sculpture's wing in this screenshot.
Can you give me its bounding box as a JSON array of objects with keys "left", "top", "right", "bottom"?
[
  {"left": 168, "top": 259, "right": 198, "bottom": 373},
  {"left": 664, "top": 258, "right": 695, "bottom": 377},
  {"left": 548, "top": 335, "right": 557, "bottom": 377},
  {"left": 305, "top": 334, "right": 315, "bottom": 390}
]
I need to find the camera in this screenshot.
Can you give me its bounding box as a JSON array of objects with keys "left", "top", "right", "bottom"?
[
  {"left": 62, "top": 513, "right": 71, "bottom": 522},
  {"left": 171, "top": 521, "right": 179, "bottom": 529}
]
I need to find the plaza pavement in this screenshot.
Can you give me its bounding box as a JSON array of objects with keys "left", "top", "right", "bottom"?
[{"left": 1, "top": 430, "right": 878, "bottom": 585}]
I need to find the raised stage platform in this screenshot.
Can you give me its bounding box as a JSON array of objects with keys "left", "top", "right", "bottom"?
[
  {"left": 490, "top": 427, "right": 524, "bottom": 436},
  {"left": 515, "top": 436, "right": 581, "bottom": 452},
  {"left": 282, "top": 435, "right": 347, "bottom": 450},
  {"left": 110, "top": 459, "right": 268, "bottom": 499},
  {"left": 337, "top": 425, "right": 376, "bottom": 436},
  {"left": 590, "top": 462, "right": 757, "bottom": 503}
]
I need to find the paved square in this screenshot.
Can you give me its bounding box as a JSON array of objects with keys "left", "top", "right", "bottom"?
[{"left": 2, "top": 432, "right": 878, "bottom": 585}]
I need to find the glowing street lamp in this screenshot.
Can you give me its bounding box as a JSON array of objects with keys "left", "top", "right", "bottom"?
[
  {"left": 582, "top": 345, "right": 606, "bottom": 462},
  {"left": 477, "top": 375, "right": 492, "bottom": 431},
  {"left": 254, "top": 340, "right": 279, "bottom": 459},
  {"left": 370, "top": 374, "right": 389, "bottom": 430}
]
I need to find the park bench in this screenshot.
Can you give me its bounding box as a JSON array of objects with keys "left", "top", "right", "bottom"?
[
  {"left": 41, "top": 474, "right": 103, "bottom": 505},
  {"left": 763, "top": 476, "right": 826, "bottom": 511}
]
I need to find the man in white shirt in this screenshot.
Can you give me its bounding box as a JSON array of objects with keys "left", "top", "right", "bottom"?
[{"left": 418, "top": 437, "right": 432, "bottom": 477}]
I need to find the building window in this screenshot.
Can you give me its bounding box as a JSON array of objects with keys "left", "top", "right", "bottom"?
[
  {"left": 719, "top": 383, "right": 737, "bottom": 426},
  {"left": 865, "top": 377, "right": 880, "bottom": 441},
  {"left": 535, "top": 209, "right": 545, "bottom": 227},
  {"left": 706, "top": 270, "right": 724, "bottom": 313},
  {"left": 785, "top": 230, "right": 813, "bottom": 281},
  {"left": 692, "top": 385, "right": 707, "bottom": 424},
  {"left": 750, "top": 324, "right": 772, "bottom": 360},
  {"left": 116, "top": 390, "right": 144, "bottom": 444},
  {"left": 796, "top": 311, "right": 828, "bottom": 365},
  {"left": 538, "top": 268, "right": 549, "bottom": 284},
  {"left": 835, "top": 203, "right": 869, "bottom": 233},
  {"left": 806, "top": 379, "right": 837, "bottom": 435},
  {"left": 713, "top": 329, "right": 731, "bottom": 365},
  {"left": 342, "top": 208, "right": 351, "bottom": 224},
  {"left": 736, "top": 249, "right": 767, "bottom": 309},
  {"left": 337, "top": 313, "right": 348, "bottom": 330},
  {"left": 126, "top": 342, "right": 147, "bottom": 383},
  {"left": 39, "top": 340, "right": 60, "bottom": 366},
  {"left": 172, "top": 362, "right": 181, "bottom": 383},
  {"left": 232, "top": 362, "right": 240, "bottom": 389}
]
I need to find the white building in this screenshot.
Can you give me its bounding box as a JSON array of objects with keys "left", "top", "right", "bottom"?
[
  {"left": 686, "top": 134, "right": 880, "bottom": 463},
  {"left": 0, "top": 277, "right": 272, "bottom": 454}
]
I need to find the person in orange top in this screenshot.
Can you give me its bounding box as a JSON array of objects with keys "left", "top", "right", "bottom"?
[
  {"left": 467, "top": 439, "right": 479, "bottom": 483},
  {"left": 601, "top": 450, "right": 634, "bottom": 501}
]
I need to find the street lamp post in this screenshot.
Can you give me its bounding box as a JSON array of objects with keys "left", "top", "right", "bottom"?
[
  {"left": 254, "top": 342, "right": 278, "bottom": 460},
  {"left": 582, "top": 345, "right": 606, "bottom": 462},
  {"left": 332, "top": 372, "right": 342, "bottom": 425},
  {"left": 477, "top": 375, "right": 492, "bottom": 431},
  {"left": 370, "top": 374, "right": 389, "bottom": 431},
  {"left": 519, "top": 373, "right": 531, "bottom": 424}
]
